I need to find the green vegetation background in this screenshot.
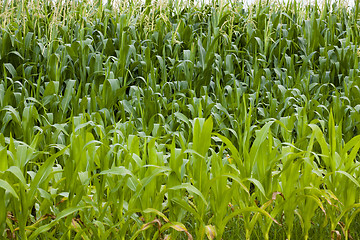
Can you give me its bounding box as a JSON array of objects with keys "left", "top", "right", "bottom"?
[{"left": 0, "top": 0, "right": 360, "bottom": 239}]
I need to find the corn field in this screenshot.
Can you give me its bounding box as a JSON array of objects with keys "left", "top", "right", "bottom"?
[{"left": 0, "top": 0, "right": 360, "bottom": 239}]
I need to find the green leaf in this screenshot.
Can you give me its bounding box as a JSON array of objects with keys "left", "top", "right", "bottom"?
[
  {"left": 169, "top": 183, "right": 208, "bottom": 206},
  {"left": 28, "top": 145, "right": 69, "bottom": 201},
  {"left": 4, "top": 63, "right": 17, "bottom": 78},
  {"left": 0, "top": 179, "right": 19, "bottom": 199},
  {"left": 244, "top": 178, "right": 267, "bottom": 198},
  {"left": 100, "top": 166, "right": 133, "bottom": 176},
  {"left": 6, "top": 166, "right": 27, "bottom": 189},
  {"left": 335, "top": 171, "right": 360, "bottom": 188}
]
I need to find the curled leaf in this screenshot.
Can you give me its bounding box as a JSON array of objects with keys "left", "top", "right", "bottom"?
[
  {"left": 141, "top": 218, "right": 162, "bottom": 231},
  {"left": 331, "top": 230, "right": 341, "bottom": 240},
  {"left": 205, "top": 225, "right": 216, "bottom": 240},
  {"left": 272, "top": 191, "right": 285, "bottom": 200}
]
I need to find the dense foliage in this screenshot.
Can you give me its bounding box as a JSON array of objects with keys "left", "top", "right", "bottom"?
[{"left": 1, "top": 0, "right": 360, "bottom": 239}]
